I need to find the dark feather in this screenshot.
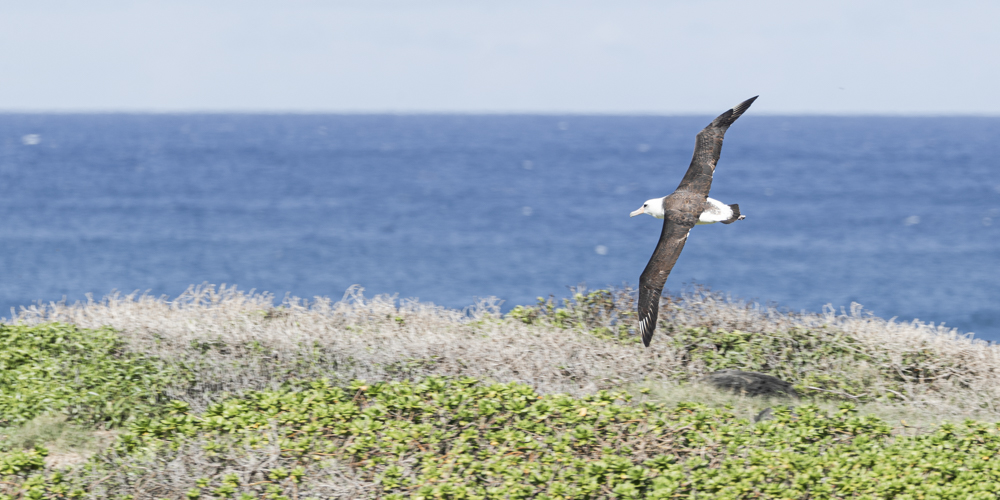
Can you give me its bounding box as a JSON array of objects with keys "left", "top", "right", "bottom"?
[
  {"left": 637, "top": 211, "right": 696, "bottom": 346},
  {"left": 721, "top": 204, "right": 743, "bottom": 224},
  {"left": 675, "top": 95, "right": 758, "bottom": 197}
]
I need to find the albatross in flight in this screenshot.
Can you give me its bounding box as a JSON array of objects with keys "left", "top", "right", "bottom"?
[{"left": 630, "top": 96, "right": 758, "bottom": 347}]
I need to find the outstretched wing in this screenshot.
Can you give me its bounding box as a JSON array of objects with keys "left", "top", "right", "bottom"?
[
  {"left": 637, "top": 212, "right": 697, "bottom": 347},
  {"left": 675, "top": 96, "right": 758, "bottom": 197}
]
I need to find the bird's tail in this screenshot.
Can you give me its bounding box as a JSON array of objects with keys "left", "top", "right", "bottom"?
[{"left": 722, "top": 204, "right": 745, "bottom": 224}]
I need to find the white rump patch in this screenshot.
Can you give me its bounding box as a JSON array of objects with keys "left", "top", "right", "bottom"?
[{"left": 697, "top": 198, "right": 733, "bottom": 225}]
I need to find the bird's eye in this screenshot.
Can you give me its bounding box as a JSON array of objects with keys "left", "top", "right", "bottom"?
[{"left": 643, "top": 204, "right": 647, "bottom": 207}]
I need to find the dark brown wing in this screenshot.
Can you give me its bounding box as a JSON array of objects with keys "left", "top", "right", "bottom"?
[
  {"left": 675, "top": 96, "right": 758, "bottom": 197},
  {"left": 637, "top": 211, "right": 697, "bottom": 347}
]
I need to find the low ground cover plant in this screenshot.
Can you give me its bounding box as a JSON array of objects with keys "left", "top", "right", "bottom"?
[{"left": 2, "top": 377, "right": 1000, "bottom": 499}]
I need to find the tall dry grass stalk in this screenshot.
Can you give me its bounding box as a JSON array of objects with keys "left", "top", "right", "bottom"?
[{"left": 6, "top": 283, "right": 1000, "bottom": 421}]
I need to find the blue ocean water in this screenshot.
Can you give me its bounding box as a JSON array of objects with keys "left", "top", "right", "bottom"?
[{"left": 1, "top": 114, "right": 998, "bottom": 339}]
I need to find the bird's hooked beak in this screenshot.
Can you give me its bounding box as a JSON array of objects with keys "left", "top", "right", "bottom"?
[{"left": 629, "top": 207, "right": 645, "bottom": 217}]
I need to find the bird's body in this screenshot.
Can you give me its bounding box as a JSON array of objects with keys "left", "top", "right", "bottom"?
[
  {"left": 631, "top": 96, "right": 758, "bottom": 347},
  {"left": 632, "top": 196, "right": 744, "bottom": 225}
]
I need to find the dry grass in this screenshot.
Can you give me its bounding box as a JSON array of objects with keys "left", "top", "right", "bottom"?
[
  {"left": 6, "top": 283, "right": 1000, "bottom": 423},
  {"left": 0, "top": 414, "right": 114, "bottom": 460},
  {"left": 47, "top": 433, "right": 374, "bottom": 499},
  {"left": 0, "top": 414, "right": 116, "bottom": 471}
]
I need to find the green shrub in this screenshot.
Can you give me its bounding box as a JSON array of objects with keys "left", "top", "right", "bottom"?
[{"left": 0, "top": 323, "right": 186, "bottom": 426}]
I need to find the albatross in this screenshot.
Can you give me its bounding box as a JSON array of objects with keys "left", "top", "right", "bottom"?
[{"left": 631, "top": 96, "right": 758, "bottom": 347}]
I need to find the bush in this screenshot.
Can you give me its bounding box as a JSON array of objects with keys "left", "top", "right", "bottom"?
[{"left": 0, "top": 323, "right": 186, "bottom": 426}]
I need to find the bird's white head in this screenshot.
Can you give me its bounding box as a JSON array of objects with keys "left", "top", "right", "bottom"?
[{"left": 630, "top": 197, "right": 666, "bottom": 219}]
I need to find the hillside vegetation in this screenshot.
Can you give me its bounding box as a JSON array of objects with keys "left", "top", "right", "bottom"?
[{"left": 0, "top": 284, "right": 997, "bottom": 498}]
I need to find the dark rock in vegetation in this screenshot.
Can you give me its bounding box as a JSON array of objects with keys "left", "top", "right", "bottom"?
[{"left": 700, "top": 369, "right": 800, "bottom": 399}]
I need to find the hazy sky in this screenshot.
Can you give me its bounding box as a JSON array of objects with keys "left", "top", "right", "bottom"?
[{"left": 2, "top": 1, "right": 998, "bottom": 114}]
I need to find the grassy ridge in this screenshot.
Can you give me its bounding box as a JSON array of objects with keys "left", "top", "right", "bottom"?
[
  {"left": 10, "top": 285, "right": 997, "bottom": 418},
  {"left": 0, "top": 286, "right": 999, "bottom": 498}
]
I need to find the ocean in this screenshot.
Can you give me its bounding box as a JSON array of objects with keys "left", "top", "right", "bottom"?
[{"left": 1, "top": 114, "right": 998, "bottom": 339}]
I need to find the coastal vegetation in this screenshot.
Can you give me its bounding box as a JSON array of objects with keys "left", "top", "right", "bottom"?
[{"left": 0, "top": 284, "right": 998, "bottom": 498}]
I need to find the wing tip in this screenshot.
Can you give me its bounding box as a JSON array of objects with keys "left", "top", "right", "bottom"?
[
  {"left": 710, "top": 95, "right": 759, "bottom": 129},
  {"left": 637, "top": 316, "right": 655, "bottom": 347},
  {"left": 731, "top": 95, "right": 759, "bottom": 116}
]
